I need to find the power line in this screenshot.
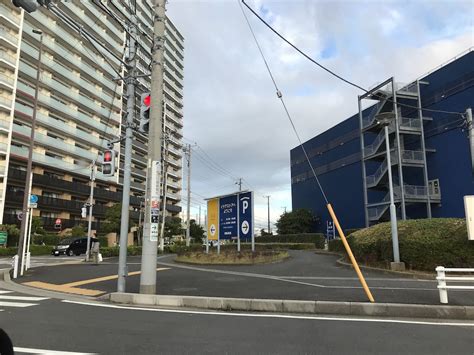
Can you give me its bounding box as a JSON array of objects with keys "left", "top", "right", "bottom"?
[
  {"left": 240, "top": 0, "right": 466, "bottom": 118},
  {"left": 239, "top": 0, "right": 329, "bottom": 204}
]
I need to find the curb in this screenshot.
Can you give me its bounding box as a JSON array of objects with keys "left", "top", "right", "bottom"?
[
  {"left": 109, "top": 293, "right": 474, "bottom": 320},
  {"left": 335, "top": 255, "right": 436, "bottom": 280}
]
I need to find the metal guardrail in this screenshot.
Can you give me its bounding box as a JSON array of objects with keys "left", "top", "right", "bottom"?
[{"left": 436, "top": 266, "right": 474, "bottom": 304}]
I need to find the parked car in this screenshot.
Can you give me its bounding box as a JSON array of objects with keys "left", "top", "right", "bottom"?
[{"left": 52, "top": 237, "right": 98, "bottom": 257}]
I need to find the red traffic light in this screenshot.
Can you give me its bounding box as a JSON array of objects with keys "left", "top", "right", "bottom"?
[
  {"left": 104, "top": 150, "right": 113, "bottom": 162},
  {"left": 143, "top": 95, "right": 151, "bottom": 107}
]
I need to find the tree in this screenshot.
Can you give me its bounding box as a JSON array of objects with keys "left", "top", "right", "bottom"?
[
  {"left": 189, "top": 219, "right": 205, "bottom": 242},
  {"left": 164, "top": 216, "right": 183, "bottom": 239},
  {"left": 102, "top": 203, "right": 123, "bottom": 235},
  {"left": 0, "top": 224, "right": 20, "bottom": 247},
  {"left": 71, "top": 225, "right": 86, "bottom": 237},
  {"left": 275, "top": 209, "right": 317, "bottom": 235},
  {"left": 260, "top": 228, "right": 273, "bottom": 237},
  {"left": 31, "top": 217, "right": 45, "bottom": 235}
]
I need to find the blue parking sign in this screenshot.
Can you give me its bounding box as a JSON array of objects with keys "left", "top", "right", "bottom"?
[{"left": 238, "top": 191, "right": 253, "bottom": 241}]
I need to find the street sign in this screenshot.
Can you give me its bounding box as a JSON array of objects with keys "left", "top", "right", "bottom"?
[
  {"left": 219, "top": 194, "right": 238, "bottom": 240},
  {"left": 30, "top": 195, "right": 38, "bottom": 204},
  {"left": 326, "top": 220, "right": 335, "bottom": 240},
  {"left": 149, "top": 160, "right": 161, "bottom": 242},
  {"left": 238, "top": 191, "right": 253, "bottom": 242},
  {"left": 0, "top": 231, "right": 7, "bottom": 245},
  {"left": 207, "top": 199, "right": 219, "bottom": 241},
  {"left": 28, "top": 203, "right": 37, "bottom": 209},
  {"left": 17, "top": 212, "right": 23, "bottom": 221}
]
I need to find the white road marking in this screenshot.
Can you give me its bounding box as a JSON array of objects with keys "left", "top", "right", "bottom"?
[
  {"left": 156, "top": 261, "right": 437, "bottom": 291},
  {"left": 14, "top": 347, "right": 96, "bottom": 354},
  {"left": 0, "top": 301, "right": 38, "bottom": 307},
  {"left": 0, "top": 290, "right": 13, "bottom": 294},
  {"left": 0, "top": 295, "right": 48, "bottom": 301},
  {"left": 62, "top": 299, "right": 474, "bottom": 328}
]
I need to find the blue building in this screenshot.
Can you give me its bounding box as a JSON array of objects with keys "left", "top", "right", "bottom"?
[{"left": 290, "top": 50, "right": 474, "bottom": 232}]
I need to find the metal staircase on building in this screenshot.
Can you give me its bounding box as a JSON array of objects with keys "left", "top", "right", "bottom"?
[{"left": 359, "top": 78, "right": 440, "bottom": 226}]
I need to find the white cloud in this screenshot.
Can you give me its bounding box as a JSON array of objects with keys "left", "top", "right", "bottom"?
[{"left": 167, "top": 0, "right": 473, "bottom": 230}]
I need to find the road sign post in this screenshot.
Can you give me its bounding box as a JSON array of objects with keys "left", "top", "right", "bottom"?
[{"left": 238, "top": 191, "right": 253, "bottom": 252}]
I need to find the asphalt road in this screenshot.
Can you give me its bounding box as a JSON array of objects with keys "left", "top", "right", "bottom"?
[
  {"left": 18, "top": 251, "right": 474, "bottom": 305},
  {"left": 1, "top": 284, "right": 474, "bottom": 354}
]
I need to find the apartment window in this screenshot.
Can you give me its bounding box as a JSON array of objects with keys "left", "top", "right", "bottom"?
[
  {"left": 40, "top": 211, "right": 58, "bottom": 218},
  {"left": 49, "top": 113, "right": 66, "bottom": 123},
  {"left": 52, "top": 74, "right": 72, "bottom": 89},
  {"left": 77, "top": 125, "right": 92, "bottom": 135},
  {"left": 75, "top": 142, "right": 89, "bottom": 150},
  {"left": 51, "top": 94, "right": 68, "bottom": 106},
  {"left": 72, "top": 177, "right": 88, "bottom": 184},
  {"left": 47, "top": 132, "right": 64, "bottom": 141},
  {"left": 45, "top": 152, "right": 64, "bottom": 160},
  {"left": 78, "top": 108, "right": 92, "bottom": 118},
  {"left": 44, "top": 170, "right": 64, "bottom": 180},
  {"left": 42, "top": 191, "right": 59, "bottom": 199}
]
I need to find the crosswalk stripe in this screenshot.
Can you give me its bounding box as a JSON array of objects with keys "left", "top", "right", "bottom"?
[
  {"left": 0, "top": 290, "right": 13, "bottom": 294},
  {"left": 0, "top": 301, "right": 38, "bottom": 307},
  {"left": 0, "top": 295, "right": 48, "bottom": 301}
]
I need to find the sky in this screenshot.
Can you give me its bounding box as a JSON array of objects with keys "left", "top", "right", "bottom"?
[{"left": 166, "top": 0, "right": 474, "bottom": 233}]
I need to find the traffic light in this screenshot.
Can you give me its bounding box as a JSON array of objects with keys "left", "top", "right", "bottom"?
[
  {"left": 102, "top": 149, "right": 116, "bottom": 177},
  {"left": 12, "top": 0, "right": 51, "bottom": 13},
  {"left": 81, "top": 207, "right": 87, "bottom": 218},
  {"left": 139, "top": 93, "right": 151, "bottom": 133}
]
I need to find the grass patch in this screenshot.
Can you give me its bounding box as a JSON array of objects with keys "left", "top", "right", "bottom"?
[{"left": 175, "top": 250, "right": 289, "bottom": 265}]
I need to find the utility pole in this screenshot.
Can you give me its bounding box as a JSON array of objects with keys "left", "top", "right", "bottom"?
[
  {"left": 18, "top": 29, "right": 43, "bottom": 276},
  {"left": 467, "top": 108, "right": 474, "bottom": 175},
  {"left": 184, "top": 144, "right": 191, "bottom": 246},
  {"left": 236, "top": 178, "right": 242, "bottom": 191},
  {"left": 85, "top": 160, "right": 96, "bottom": 261},
  {"left": 117, "top": 15, "right": 137, "bottom": 293},
  {"left": 198, "top": 205, "right": 201, "bottom": 226},
  {"left": 140, "top": 0, "right": 166, "bottom": 294},
  {"left": 264, "top": 195, "right": 271, "bottom": 234},
  {"left": 159, "top": 129, "right": 170, "bottom": 252}
]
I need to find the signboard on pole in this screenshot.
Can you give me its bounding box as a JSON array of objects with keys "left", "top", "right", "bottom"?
[
  {"left": 150, "top": 160, "right": 161, "bottom": 242},
  {"left": 238, "top": 191, "right": 253, "bottom": 242},
  {"left": 326, "top": 220, "right": 335, "bottom": 241},
  {"left": 207, "top": 198, "right": 219, "bottom": 241},
  {"left": 219, "top": 194, "right": 238, "bottom": 240}
]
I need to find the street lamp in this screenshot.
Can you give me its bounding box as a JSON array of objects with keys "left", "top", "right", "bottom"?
[
  {"left": 17, "top": 29, "right": 43, "bottom": 276},
  {"left": 375, "top": 112, "right": 402, "bottom": 267}
]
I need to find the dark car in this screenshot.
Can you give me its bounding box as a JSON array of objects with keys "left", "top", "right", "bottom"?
[{"left": 52, "top": 237, "right": 98, "bottom": 257}]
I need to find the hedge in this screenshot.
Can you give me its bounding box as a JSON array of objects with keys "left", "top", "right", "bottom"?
[
  {"left": 256, "top": 233, "right": 325, "bottom": 249},
  {"left": 329, "top": 219, "right": 474, "bottom": 271},
  {"left": 0, "top": 245, "right": 55, "bottom": 256}
]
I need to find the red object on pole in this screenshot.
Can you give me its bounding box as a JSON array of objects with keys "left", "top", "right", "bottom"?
[{"left": 143, "top": 94, "right": 151, "bottom": 107}]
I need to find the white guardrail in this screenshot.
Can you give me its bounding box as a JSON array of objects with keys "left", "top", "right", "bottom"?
[{"left": 436, "top": 266, "right": 474, "bottom": 304}]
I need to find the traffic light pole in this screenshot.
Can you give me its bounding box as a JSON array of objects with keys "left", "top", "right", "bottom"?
[
  {"left": 140, "top": 0, "right": 166, "bottom": 294},
  {"left": 185, "top": 144, "right": 191, "bottom": 247},
  {"left": 117, "top": 16, "right": 137, "bottom": 293},
  {"left": 85, "top": 161, "right": 95, "bottom": 262}
]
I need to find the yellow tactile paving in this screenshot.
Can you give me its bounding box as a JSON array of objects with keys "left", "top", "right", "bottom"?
[
  {"left": 22, "top": 267, "right": 171, "bottom": 297},
  {"left": 22, "top": 281, "right": 105, "bottom": 296}
]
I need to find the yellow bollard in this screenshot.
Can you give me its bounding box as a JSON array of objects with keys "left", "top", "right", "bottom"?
[{"left": 327, "top": 203, "right": 375, "bottom": 303}]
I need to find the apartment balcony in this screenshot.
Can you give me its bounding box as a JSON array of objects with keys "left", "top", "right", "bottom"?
[
  {"left": 0, "top": 3, "right": 21, "bottom": 27},
  {"left": 0, "top": 27, "right": 18, "bottom": 51},
  {"left": 0, "top": 71, "right": 15, "bottom": 91},
  {"left": 0, "top": 51, "right": 17, "bottom": 69},
  {"left": 21, "top": 41, "right": 121, "bottom": 110},
  {"left": 15, "top": 101, "right": 108, "bottom": 150},
  {"left": 0, "top": 95, "right": 12, "bottom": 111},
  {"left": 16, "top": 82, "right": 120, "bottom": 137}
]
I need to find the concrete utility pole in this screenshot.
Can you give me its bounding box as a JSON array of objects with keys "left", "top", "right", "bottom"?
[
  {"left": 185, "top": 144, "right": 191, "bottom": 246},
  {"left": 85, "top": 161, "right": 96, "bottom": 261},
  {"left": 140, "top": 0, "right": 166, "bottom": 294},
  {"left": 117, "top": 15, "right": 138, "bottom": 293},
  {"left": 18, "top": 29, "right": 43, "bottom": 275},
  {"left": 264, "top": 195, "right": 271, "bottom": 234},
  {"left": 159, "top": 130, "right": 170, "bottom": 252}
]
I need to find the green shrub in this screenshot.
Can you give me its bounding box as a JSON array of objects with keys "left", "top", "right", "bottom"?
[
  {"left": 256, "top": 233, "right": 325, "bottom": 249},
  {"left": 0, "top": 247, "right": 18, "bottom": 256},
  {"left": 98, "top": 236, "right": 109, "bottom": 247},
  {"left": 344, "top": 228, "right": 360, "bottom": 236},
  {"left": 99, "top": 246, "right": 143, "bottom": 257},
  {"left": 0, "top": 245, "right": 54, "bottom": 256},
  {"left": 33, "top": 233, "right": 61, "bottom": 246},
  {"left": 349, "top": 219, "right": 474, "bottom": 271}
]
